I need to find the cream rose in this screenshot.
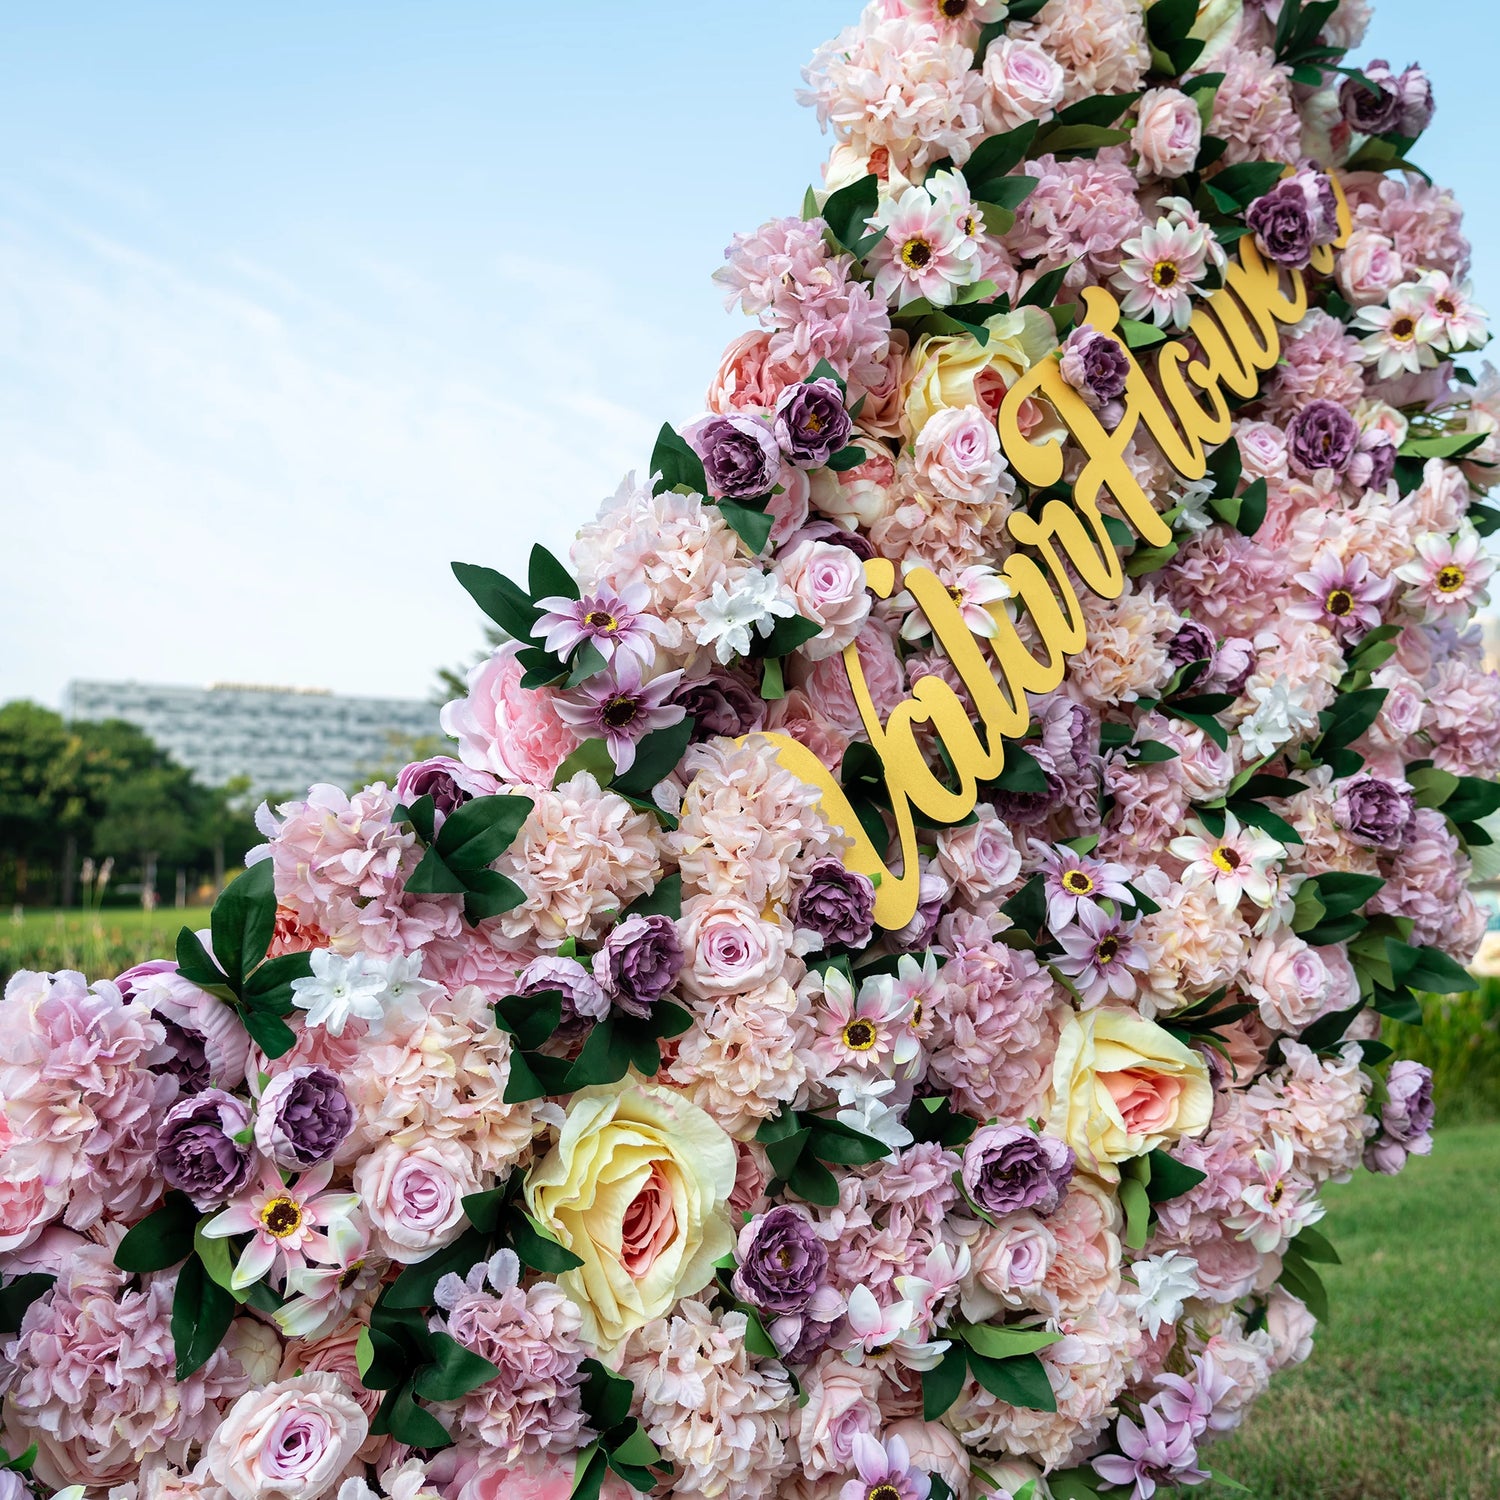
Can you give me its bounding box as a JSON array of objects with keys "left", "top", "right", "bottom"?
[
  {"left": 353, "top": 1136, "right": 481, "bottom": 1264},
  {"left": 901, "top": 307, "right": 1057, "bottom": 442},
  {"left": 205, "top": 1373, "right": 368, "bottom": 1500},
  {"left": 525, "top": 1079, "right": 736, "bottom": 1350},
  {"left": 773, "top": 538, "right": 871, "bottom": 661},
  {"left": 678, "top": 893, "right": 789, "bottom": 1000},
  {"left": 1045, "top": 1008, "right": 1213, "bottom": 1178}
]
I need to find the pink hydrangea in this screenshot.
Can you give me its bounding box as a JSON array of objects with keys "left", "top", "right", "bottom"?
[
  {"left": 1208, "top": 46, "right": 1302, "bottom": 167},
  {"left": 1345, "top": 171, "right": 1472, "bottom": 280},
  {"left": 1424, "top": 657, "right": 1500, "bottom": 779},
  {"left": 1259, "top": 310, "right": 1367, "bottom": 423},
  {"left": 1004, "top": 151, "right": 1147, "bottom": 295},
  {"left": 1244, "top": 1041, "right": 1373, "bottom": 1185},
  {"left": 4, "top": 1247, "right": 249, "bottom": 1488},
  {"left": 1009, "top": 0, "right": 1150, "bottom": 105}
]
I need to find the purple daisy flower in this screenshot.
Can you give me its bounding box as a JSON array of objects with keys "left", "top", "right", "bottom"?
[
  {"left": 532, "top": 581, "right": 665, "bottom": 668},
  {"left": 554, "top": 658, "right": 686, "bottom": 775}
]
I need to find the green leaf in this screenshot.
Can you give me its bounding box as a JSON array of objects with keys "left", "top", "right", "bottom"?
[
  {"left": 241, "top": 949, "right": 313, "bottom": 1009},
  {"left": 570, "top": 1444, "right": 609, "bottom": 1500},
  {"left": 171, "top": 1253, "right": 236, "bottom": 1379},
  {"left": 436, "top": 793, "right": 534, "bottom": 870},
  {"left": 1408, "top": 765, "right": 1460, "bottom": 810},
  {"left": 625, "top": 871, "right": 683, "bottom": 921},
  {"left": 1035, "top": 123, "right": 1131, "bottom": 155},
  {"left": 962, "top": 1324, "right": 1064, "bottom": 1360},
  {"left": 825, "top": 444, "right": 868, "bottom": 473},
  {"left": 504, "top": 1048, "right": 572, "bottom": 1104},
  {"left": 1442, "top": 776, "right": 1500, "bottom": 825},
  {"left": 193, "top": 1222, "right": 239, "bottom": 1297},
  {"left": 413, "top": 1331, "right": 500, "bottom": 1402},
  {"left": 820, "top": 173, "right": 882, "bottom": 258},
  {"left": 1147, "top": 0, "right": 1200, "bottom": 48},
  {"left": 210, "top": 859, "right": 277, "bottom": 989},
  {"left": 0, "top": 1273, "right": 54, "bottom": 1334},
  {"left": 1319, "top": 688, "right": 1388, "bottom": 753},
  {"left": 1131, "top": 741, "right": 1180, "bottom": 764},
  {"left": 494, "top": 988, "right": 563, "bottom": 1052},
  {"left": 512, "top": 1213, "right": 585, "bottom": 1274},
  {"left": 614, "top": 716, "right": 696, "bottom": 798},
  {"left": 529, "top": 543, "right": 578, "bottom": 603},
  {"left": 452, "top": 560, "right": 539, "bottom": 642},
  {"left": 1001, "top": 872, "right": 1047, "bottom": 938},
  {"left": 967, "top": 1350, "right": 1057, "bottom": 1411},
  {"left": 403, "top": 844, "right": 467, "bottom": 897},
  {"left": 239, "top": 1004, "right": 298, "bottom": 1059},
  {"left": 923, "top": 1342, "right": 970, "bottom": 1421},
  {"left": 787, "top": 1154, "right": 841, "bottom": 1208},
  {"left": 993, "top": 744, "right": 1049, "bottom": 793},
  {"left": 807, "top": 1116, "right": 893, "bottom": 1166},
  {"left": 1205, "top": 160, "right": 1286, "bottom": 212},
  {"left": 1118, "top": 316, "right": 1168, "bottom": 350},
  {"left": 1310, "top": 872, "right": 1385, "bottom": 921},
  {"left": 1017, "top": 261, "right": 1073, "bottom": 310},
  {"left": 1398, "top": 430, "right": 1486, "bottom": 460},
  {"left": 174, "top": 926, "right": 234, "bottom": 1002},
  {"left": 460, "top": 868, "right": 528, "bottom": 925},
  {"left": 554, "top": 737, "right": 617, "bottom": 788},
  {"left": 565, "top": 1019, "right": 639, "bottom": 1091},
  {"left": 383, "top": 1226, "right": 491, "bottom": 1310},
  {"left": 1291, "top": 1225, "right": 1342, "bottom": 1266},
  {"left": 1298, "top": 1000, "right": 1366, "bottom": 1052},
  {"left": 1144, "top": 1149, "right": 1208, "bottom": 1203},
  {"left": 962, "top": 121, "right": 1039, "bottom": 190},
  {"left": 1386, "top": 939, "right": 1474, "bottom": 995},
  {"left": 580, "top": 1358, "right": 637, "bottom": 1432},
  {"left": 756, "top": 614, "right": 824, "bottom": 659},
  {"left": 1235, "top": 477, "right": 1269, "bottom": 537},
  {"left": 650, "top": 423, "right": 708, "bottom": 497},
  {"left": 116, "top": 1191, "right": 199, "bottom": 1273},
  {"left": 611, "top": 1423, "right": 664, "bottom": 1470},
  {"left": 717, "top": 498, "right": 775, "bottom": 554},
  {"left": 1227, "top": 798, "right": 1302, "bottom": 846},
  {"left": 1278, "top": 1252, "right": 1329, "bottom": 1321},
  {"left": 383, "top": 1381, "right": 453, "bottom": 1449}
]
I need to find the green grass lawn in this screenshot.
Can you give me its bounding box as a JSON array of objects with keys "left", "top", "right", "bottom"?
[
  {"left": 1202, "top": 1121, "right": 1500, "bottom": 1500},
  {"left": 0, "top": 905, "right": 212, "bottom": 987}
]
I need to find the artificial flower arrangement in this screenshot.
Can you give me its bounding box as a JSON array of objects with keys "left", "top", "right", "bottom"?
[{"left": 3, "top": 2, "right": 1498, "bottom": 1499}]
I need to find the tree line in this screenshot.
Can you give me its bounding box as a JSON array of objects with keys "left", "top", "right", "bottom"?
[{"left": 0, "top": 700, "right": 264, "bottom": 910}]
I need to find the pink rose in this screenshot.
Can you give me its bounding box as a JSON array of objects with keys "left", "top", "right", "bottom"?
[
  {"left": 1132, "top": 87, "right": 1202, "bottom": 178},
  {"left": 678, "top": 893, "right": 789, "bottom": 999},
  {"left": 912, "top": 404, "right": 1010, "bottom": 505},
  {"left": 1335, "top": 227, "right": 1406, "bottom": 306},
  {"left": 774, "top": 540, "right": 871, "bottom": 661},
  {"left": 796, "top": 1360, "right": 883, "bottom": 1480},
  {"left": 1235, "top": 419, "right": 1290, "bottom": 482},
  {"left": 934, "top": 803, "right": 1022, "bottom": 901},
  {"left": 353, "top": 1137, "right": 480, "bottom": 1264},
  {"left": 1243, "top": 933, "right": 1357, "bottom": 1032},
  {"left": 982, "top": 37, "right": 1066, "bottom": 134},
  {"left": 794, "top": 621, "right": 906, "bottom": 739},
  {"left": 969, "top": 1213, "right": 1057, "bottom": 1312},
  {"left": 440, "top": 644, "right": 580, "bottom": 788},
  {"left": 205, "top": 1373, "right": 368, "bottom": 1500},
  {"left": 808, "top": 447, "right": 897, "bottom": 529},
  {"left": 1264, "top": 1285, "right": 1317, "bottom": 1370}
]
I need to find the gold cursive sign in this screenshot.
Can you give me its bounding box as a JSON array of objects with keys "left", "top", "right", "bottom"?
[{"left": 758, "top": 193, "right": 1353, "bottom": 932}]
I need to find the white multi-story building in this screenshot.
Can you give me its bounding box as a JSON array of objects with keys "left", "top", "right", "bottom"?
[{"left": 62, "top": 679, "right": 442, "bottom": 795}]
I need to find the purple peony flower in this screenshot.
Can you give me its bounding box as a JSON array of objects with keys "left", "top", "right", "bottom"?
[
  {"left": 962, "top": 1123, "right": 1075, "bottom": 1218},
  {"left": 670, "top": 669, "right": 767, "bottom": 741},
  {"left": 732, "top": 1204, "right": 829, "bottom": 1316},
  {"left": 514, "top": 954, "right": 609, "bottom": 1023},
  {"left": 987, "top": 746, "right": 1071, "bottom": 827},
  {"left": 593, "top": 913, "right": 684, "bottom": 1018},
  {"left": 254, "top": 1065, "right": 355, "bottom": 1170},
  {"left": 1167, "top": 619, "right": 1218, "bottom": 669},
  {"left": 1246, "top": 181, "right": 1316, "bottom": 268},
  {"left": 1059, "top": 326, "right": 1131, "bottom": 406},
  {"left": 792, "top": 858, "right": 877, "bottom": 951},
  {"left": 1340, "top": 62, "right": 1403, "bottom": 136},
  {"left": 1335, "top": 773, "right": 1414, "bottom": 849},
  {"left": 774, "top": 378, "right": 854, "bottom": 468},
  {"left": 395, "top": 756, "right": 500, "bottom": 825},
  {"left": 1364, "top": 1058, "right": 1435, "bottom": 1175},
  {"left": 688, "top": 412, "right": 783, "bottom": 499},
  {"left": 1287, "top": 399, "right": 1361, "bottom": 474},
  {"left": 156, "top": 1089, "right": 254, "bottom": 1209},
  {"left": 1351, "top": 430, "right": 1398, "bottom": 492},
  {"left": 1396, "top": 65, "right": 1434, "bottom": 136}
]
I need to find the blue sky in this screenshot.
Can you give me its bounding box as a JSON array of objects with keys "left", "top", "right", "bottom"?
[{"left": 1, "top": 1, "right": 1496, "bottom": 708}]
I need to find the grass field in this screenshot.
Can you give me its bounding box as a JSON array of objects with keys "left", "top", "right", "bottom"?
[
  {"left": 1202, "top": 1120, "right": 1500, "bottom": 1500},
  {"left": 0, "top": 905, "right": 212, "bottom": 987}
]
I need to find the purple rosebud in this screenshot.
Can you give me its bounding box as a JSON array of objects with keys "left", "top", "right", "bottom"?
[
  {"left": 792, "top": 858, "right": 877, "bottom": 952},
  {"left": 1245, "top": 181, "right": 1316, "bottom": 268},
  {"left": 1340, "top": 62, "right": 1403, "bottom": 135},
  {"left": 671, "top": 669, "right": 768, "bottom": 742},
  {"left": 1167, "top": 619, "right": 1218, "bottom": 670},
  {"left": 688, "top": 413, "right": 783, "bottom": 499},
  {"left": 1059, "top": 326, "right": 1131, "bottom": 407},
  {"left": 1349, "top": 430, "right": 1398, "bottom": 492},
  {"left": 774, "top": 378, "right": 854, "bottom": 468},
  {"left": 514, "top": 955, "right": 609, "bottom": 1023},
  {"left": 1287, "top": 399, "right": 1361, "bottom": 475},
  {"left": 254, "top": 1065, "right": 354, "bottom": 1170},
  {"left": 962, "top": 1124, "right": 1075, "bottom": 1218},
  {"left": 732, "top": 1204, "right": 829, "bottom": 1316},
  {"left": 1396, "top": 65, "right": 1434, "bottom": 136},
  {"left": 1204, "top": 635, "right": 1255, "bottom": 695},
  {"left": 1335, "top": 774, "right": 1414, "bottom": 849},
  {"left": 156, "top": 1089, "right": 254, "bottom": 1209},
  {"left": 395, "top": 756, "right": 500, "bottom": 826},
  {"left": 593, "top": 913, "right": 683, "bottom": 1018},
  {"left": 1366, "top": 1059, "right": 1435, "bottom": 1173}
]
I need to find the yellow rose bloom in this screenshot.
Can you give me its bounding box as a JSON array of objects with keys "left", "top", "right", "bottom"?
[
  {"left": 524, "top": 1078, "right": 737, "bottom": 1350},
  {"left": 1045, "top": 1008, "right": 1214, "bottom": 1181},
  {"left": 901, "top": 306, "right": 1058, "bottom": 443}
]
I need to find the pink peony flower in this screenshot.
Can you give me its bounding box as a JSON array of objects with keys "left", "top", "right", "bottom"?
[
  {"left": 441, "top": 645, "right": 580, "bottom": 789},
  {"left": 1208, "top": 46, "right": 1301, "bottom": 166}
]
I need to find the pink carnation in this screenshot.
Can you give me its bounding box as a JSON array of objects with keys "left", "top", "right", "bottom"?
[
  {"left": 1208, "top": 46, "right": 1302, "bottom": 167},
  {"left": 1004, "top": 152, "right": 1147, "bottom": 295}
]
